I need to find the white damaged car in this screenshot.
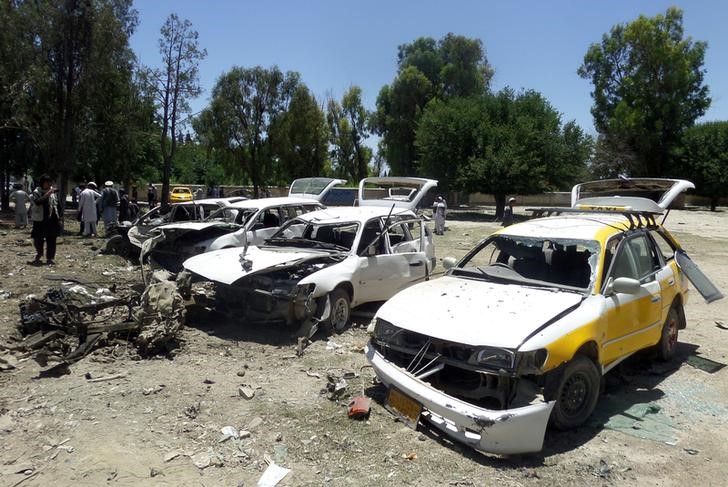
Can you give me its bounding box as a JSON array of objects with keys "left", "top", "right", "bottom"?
[
  {"left": 366, "top": 178, "right": 722, "bottom": 455},
  {"left": 182, "top": 177, "right": 438, "bottom": 336},
  {"left": 142, "top": 178, "right": 345, "bottom": 272}
]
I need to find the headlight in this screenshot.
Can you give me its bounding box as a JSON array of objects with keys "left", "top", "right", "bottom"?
[
  {"left": 516, "top": 349, "right": 548, "bottom": 374},
  {"left": 374, "top": 319, "right": 401, "bottom": 342},
  {"left": 469, "top": 346, "right": 515, "bottom": 369}
]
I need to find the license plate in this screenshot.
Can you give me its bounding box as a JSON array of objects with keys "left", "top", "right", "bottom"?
[{"left": 385, "top": 387, "right": 422, "bottom": 429}]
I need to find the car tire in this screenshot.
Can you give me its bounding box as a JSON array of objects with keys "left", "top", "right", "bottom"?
[
  {"left": 324, "top": 287, "right": 351, "bottom": 334},
  {"left": 549, "top": 355, "right": 601, "bottom": 431},
  {"left": 656, "top": 307, "right": 680, "bottom": 362}
]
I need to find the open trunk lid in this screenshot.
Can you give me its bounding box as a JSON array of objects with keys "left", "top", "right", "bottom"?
[{"left": 571, "top": 178, "right": 695, "bottom": 214}]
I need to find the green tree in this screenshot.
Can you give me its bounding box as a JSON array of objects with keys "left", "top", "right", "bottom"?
[
  {"left": 197, "top": 66, "right": 299, "bottom": 197},
  {"left": 327, "top": 86, "right": 372, "bottom": 182},
  {"left": 416, "top": 89, "right": 592, "bottom": 218},
  {"left": 578, "top": 7, "right": 710, "bottom": 177},
  {"left": 3, "top": 0, "right": 146, "bottom": 212},
  {"left": 673, "top": 121, "right": 728, "bottom": 211},
  {"left": 270, "top": 85, "right": 328, "bottom": 183},
  {"left": 415, "top": 96, "right": 482, "bottom": 195},
  {"left": 145, "top": 13, "right": 206, "bottom": 208},
  {"left": 374, "top": 33, "right": 492, "bottom": 176}
]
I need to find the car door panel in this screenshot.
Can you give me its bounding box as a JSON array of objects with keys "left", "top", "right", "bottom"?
[
  {"left": 675, "top": 250, "right": 724, "bottom": 303},
  {"left": 601, "top": 234, "right": 662, "bottom": 363},
  {"left": 355, "top": 218, "right": 428, "bottom": 305}
]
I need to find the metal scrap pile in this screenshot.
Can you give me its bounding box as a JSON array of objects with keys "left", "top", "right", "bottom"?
[{"left": 12, "top": 280, "right": 186, "bottom": 372}]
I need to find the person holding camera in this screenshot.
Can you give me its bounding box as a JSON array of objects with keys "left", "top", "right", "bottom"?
[{"left": 29, "top": 174, "right": 61, "bottom": 265}]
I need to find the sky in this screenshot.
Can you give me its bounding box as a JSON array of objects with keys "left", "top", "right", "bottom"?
[{"left": 129, "top": 0, "right": 728, "bottom": 138}]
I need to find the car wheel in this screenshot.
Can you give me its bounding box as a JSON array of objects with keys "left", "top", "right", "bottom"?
[
  {"left": 325, "top": 288, "right": 351, "bottom": 334},
  {"left": 550, "top": 355, "right": 601, "bottom": 431},
  {"left": 656, "top": 307, "right": 680, "bottom": 361}
]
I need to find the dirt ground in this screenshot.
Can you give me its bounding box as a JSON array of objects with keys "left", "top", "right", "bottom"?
[{"left": 0, "top": 207, "right": 726, "bottom": 487}]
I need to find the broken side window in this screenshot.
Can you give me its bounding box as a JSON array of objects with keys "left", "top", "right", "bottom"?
[{"left": 650, "top": 229, "right": 676, "bottom": 262}]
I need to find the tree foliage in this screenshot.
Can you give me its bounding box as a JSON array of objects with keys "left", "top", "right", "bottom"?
[
  {"left": 1, "top": 0, "right": 159, "bottom": 210},
  {"left": 673, "top": 122, "right": 728, "bottom": 211},
  {"left": 327, "top": 86, "right": 372, "bottom": 182},
  {"left": 145, "top": 13, "right": 206, "bottom": 208},
  {"left": 416, "top": 89, "right": 592, "bottom": 217},
  {"left": 270, "top": 85, "right": 328, "bottom": 183},
  {"left": 374, "top": 33, "right": 492, "bottom": 176},
  {"left": 578, "top": 7, "right": 710, "bottom": 177},
  {"left": 196, "top": 66, "right": 299, "bottom": 197}
]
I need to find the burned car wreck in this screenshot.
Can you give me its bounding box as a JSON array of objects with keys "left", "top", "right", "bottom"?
[
  {"left": 366, "top": 178, "right": 723, "bottom": 455},
  {"left": 182, "top": 178, "right": 438, "bottom": 337},
  {"left": 140, "top": 178, "right": 346, "bottom": 273}
]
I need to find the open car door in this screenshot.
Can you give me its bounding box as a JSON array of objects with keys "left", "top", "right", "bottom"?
[{"left": 674, "top": 250, "right": 724, "bottom": 303}]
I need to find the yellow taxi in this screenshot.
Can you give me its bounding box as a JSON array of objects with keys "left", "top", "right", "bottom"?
[
  {"left": 169, "top": 186, "right": 193, "bottom": 203},
  {"left": 366, "top": 178, "right": 722, "bottom": 454}
]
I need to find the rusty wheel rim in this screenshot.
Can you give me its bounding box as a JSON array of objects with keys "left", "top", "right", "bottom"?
[{"left": 667, "top": 316, "right": 679, "bottom": 351}]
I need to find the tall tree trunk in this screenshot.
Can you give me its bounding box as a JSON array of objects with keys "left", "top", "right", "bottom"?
[
  {"left": 494, "top": 193, "right": 506, "bottom": 220},
  {"left": 710, "top": 196, "right": 718, "bottom": 212},
  {"left": 161, "top": 153, "right": 171, "bottom": 210},
  {"left": 0, "top": 136, "right": 8, "bottom": 211}
]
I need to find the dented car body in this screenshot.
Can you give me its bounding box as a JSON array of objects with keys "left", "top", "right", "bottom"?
[
  {"left": 183, "top": 205, "right": 436, "bottom": 334},
  {"left": 127, "top": 197, "right": 246, "bottom": 249},
  {"left": 366, "top": 178, "right": 723, "bottom": 455}
]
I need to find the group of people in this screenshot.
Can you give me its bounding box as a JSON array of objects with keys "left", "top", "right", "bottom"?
[
  {"left": 77, "top": 181, "right": 136, "bottom": 237},
  {"left": 8, "top": 177, "right": 143, "bottom": 265}
]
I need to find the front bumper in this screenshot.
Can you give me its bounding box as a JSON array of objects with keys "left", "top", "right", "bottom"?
[{"left": 366, "top": 343, "right": 554, "bottom": 455}]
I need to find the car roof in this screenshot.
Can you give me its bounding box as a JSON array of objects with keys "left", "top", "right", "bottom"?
[
  {"left": 497, "top": 214, "right": 635, "bottom": 242},
  {"left": 297, "top": 206, "right": 415, "bottom": 224},
  {"left": 225, "top": 196, "right": 325, "bottom": 209}
]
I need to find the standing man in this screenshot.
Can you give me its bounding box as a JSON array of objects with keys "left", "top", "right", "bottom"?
[
  {"left": 502, "top": 197, "right": 516, "bottom": 227},
  {"left": 75, "top": 183, "right": 86, "bottom": 235},
  {"left": 101, "top": 181, "right": 119, "bottom": 235},
  {"left": 10, "top": 183, "right": 29, "bottom": 228},
  {"left": 79, "top": 182, "right": 101, "bottom": 236},
  {"left": 118, "top": 189, "right": 130, "bottom": 222},
  {"left": 432, "top": 196, "right": 447, "bottom": 235},
  {"left": 29, "top": 175, "right": 60, "bottom": 265},
  {"left": 147, "top": 183, "right": 157, "bottom": 209}
]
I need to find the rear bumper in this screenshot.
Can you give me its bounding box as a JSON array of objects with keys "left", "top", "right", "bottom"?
[{"left": 366, "top": 343, "right": 554, "bottom": 455}]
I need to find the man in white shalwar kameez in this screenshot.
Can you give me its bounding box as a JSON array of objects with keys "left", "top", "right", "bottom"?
[
  {"left": 79, "top": 182, "right": 101, "bottom": 236},
  {"left": 433, "top": 196, "right": 447, "bottom": 235}
]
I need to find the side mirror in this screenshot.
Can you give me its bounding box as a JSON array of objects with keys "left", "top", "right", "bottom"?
[
  {"left": 442, "top": 256, "right": 457, "bottom": 269},
  {"left": 610, "top": 277, "right": 641, "bottom": 295},
  {"left": 366, "top": 245, "right": 377, "bottom": 257}
]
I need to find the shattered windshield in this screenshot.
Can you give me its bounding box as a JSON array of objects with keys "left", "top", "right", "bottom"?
[
  {"left": 454, "top": 235, "right": 600, "bottom": 292},
  {"left": 205, "top": 207, "right": 257, "bottom": 225},
  {"left": 290, "top": 178, "right": 332, "bottom": 196},
  {"left": 266, "top": 218, "right": 359, "bottom": 252}
]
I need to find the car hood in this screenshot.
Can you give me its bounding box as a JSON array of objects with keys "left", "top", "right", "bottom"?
[
  {"left": 183, "top": 246, "right": 334, "bottom": 285},
  {"left": 377, "top": 275, "right": 584, "bottom": 349},
  {"left": 155, "top": 221, "right": 238, "bottom": 232}
]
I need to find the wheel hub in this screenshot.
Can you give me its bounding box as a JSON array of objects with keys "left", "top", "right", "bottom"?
[{"left": 562, "top": 374, "right": 589, "bottom": 415}]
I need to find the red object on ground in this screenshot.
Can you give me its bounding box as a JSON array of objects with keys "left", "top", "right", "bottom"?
[{"left": 348, "top": 395, "right": 372, "bottom": 419}]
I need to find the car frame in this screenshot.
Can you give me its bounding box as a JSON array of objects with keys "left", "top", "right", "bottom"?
[
  {"left": 366, "top": 178, "right": 722, "bottom": 455},
  {"left": 127, "top": 197, "right": 246, "bottom": 249}
]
